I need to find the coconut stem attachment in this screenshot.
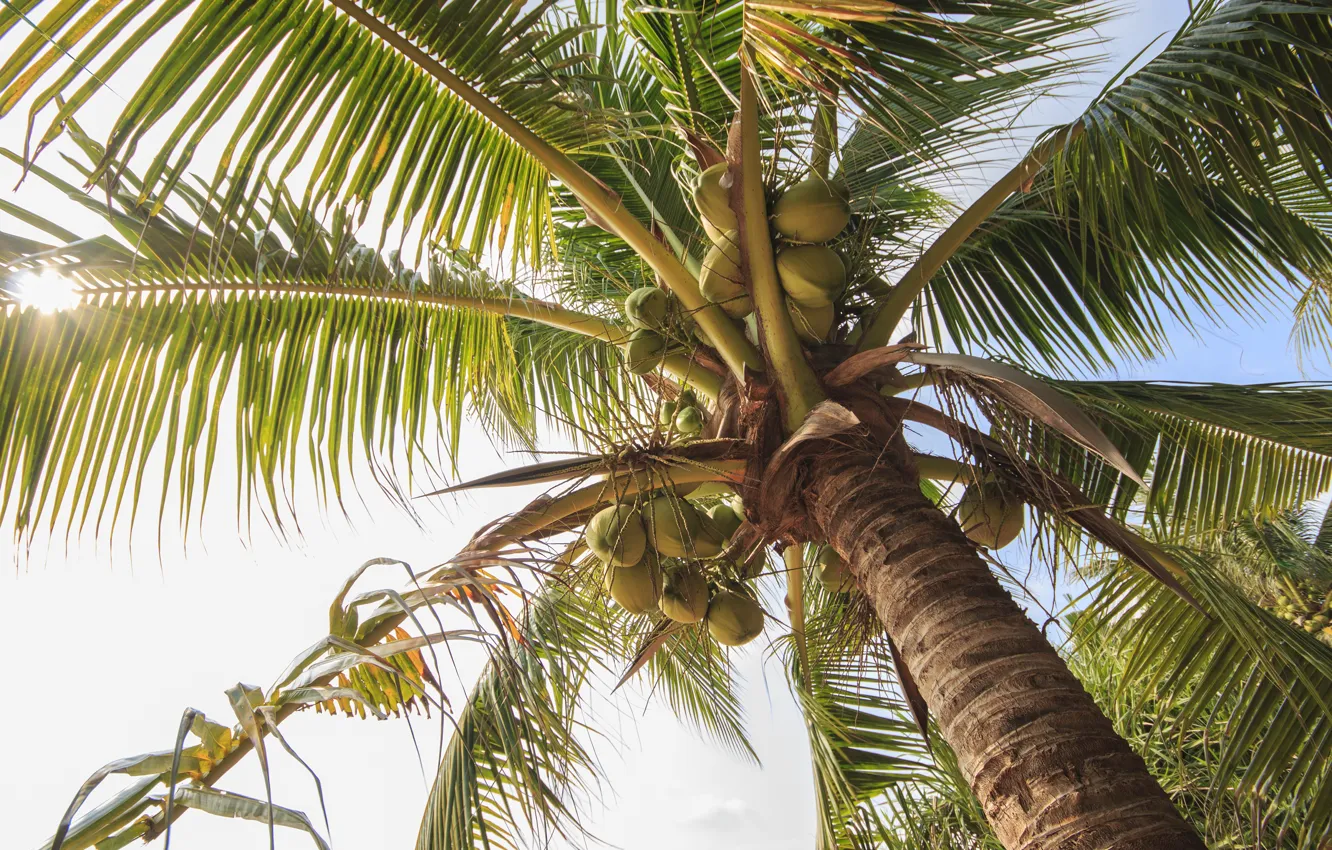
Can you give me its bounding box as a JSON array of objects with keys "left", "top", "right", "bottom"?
[
  {"left": 881, "top": 369, "right": 937, "bottom": 397},
  {"left": 856, "top": 122, "right": 1085, "bottom": 352},
  {"left": 662, "top": 355, "right": 722, "bottom": 401}
]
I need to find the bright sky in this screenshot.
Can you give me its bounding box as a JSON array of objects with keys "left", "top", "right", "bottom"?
[{"left": 3, "top": 2, "right": 1328, "bottom": 850}]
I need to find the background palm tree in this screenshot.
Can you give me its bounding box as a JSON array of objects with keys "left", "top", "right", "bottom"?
[{"left": 4, "top": 1, "right": 1332, "bottom": 848}]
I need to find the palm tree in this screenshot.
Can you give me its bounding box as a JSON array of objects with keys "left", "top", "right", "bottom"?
[{"left": 5, "top": 1, "right": 1332, "bottom": 848}]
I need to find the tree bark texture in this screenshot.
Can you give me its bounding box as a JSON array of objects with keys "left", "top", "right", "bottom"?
[{"left": 806, "top": 450, "right": 1204, "bottom": 850}]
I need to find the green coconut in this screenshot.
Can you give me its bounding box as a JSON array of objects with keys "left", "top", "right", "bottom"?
[
  {"left": 787, "top": 298, "right": 835, "bottom": 344},
  {"left": 776, "top": 245, "right": 846, "bottom": 308},
  {"left": 604, "top": 553, "right": 662, "bottom": 615},
  {"left": 707, "top": 590, "right": 765, "bottom": 646},
  {"left": 624, "top": 286, "right": 670, "bottom": 330},
  {"left": 738, "top": 548, "right": 767, "bottom": 580},
  {"left": 708, "top": 503, "right": 743, "bottom": 539},
  {"left": 623, "top": 328, "right": 667, "bottom": 375},
  {"left": 659, "top": 399, "right": 678, "bottom": 425},
  {"left": 701, "top": 232, "right": 741, "bottom": 277},
  {"left": 674, "top": 406, "right": 704, "bottom": 435},
  {"left": 816, "top": 547, "right": 854, "bottom": 593},
  {"left": 693, "top": 514, "right": 728, "bottom": 559},
  {"left": 586, "top": 503, "right": 647, "bottom": 567},
  {"left": 957, "top": 483, "right": 1024, "bottom": 549},
  {"left": 700, "top": 234, "right": 752, "bottom": 318},
  {"left": 644, "top": 495, "right": 704, "bottom": 558},
  {"left": 660, "top": 564, "right": 710, "bottom": 623},
  {"left": 694, "top": 162, "right": 738, "bottom": 235},
  {"left": 772, "top": 176, "right": 851, "bottom": 243}
]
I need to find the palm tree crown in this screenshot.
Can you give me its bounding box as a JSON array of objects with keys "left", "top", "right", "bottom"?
[{"left": 4, "top": 1, "right": 1332, "bottom": 849}]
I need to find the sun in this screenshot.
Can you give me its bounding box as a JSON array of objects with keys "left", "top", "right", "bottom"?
[{"left": 14, "top": 272, "right": 82, "bottom": 313}]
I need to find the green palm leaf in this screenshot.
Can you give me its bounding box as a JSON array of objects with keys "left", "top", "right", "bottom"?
[
  {"left": 0, "top": 0, "right": 609, "bottom": 266},
  {"left": 790, "top": 583, "right": 939, "bottom": 849},
  {"left": 1077, "top": 542, "right": 1332, "bottom": 847},
  {"left": 743, "top": 1, "right": 1108, "bottom": 170},
  {"left": 644, "top": 618, "right": 758, "bottom": 762},
  {"left": 886, "top": 1, "right": 1332, "bottom": 371},
  {"left": 623, "top": 0, "right": 745, "bottom": 142},
  {"left": 987, "top": 380, "right": 1332, "bottom": 538},
  {"left": 0, "top": 149, "right": 633, "bottom": 540},
  {"left": 417, "top": 585, "right": 615, "bottom": 850}
]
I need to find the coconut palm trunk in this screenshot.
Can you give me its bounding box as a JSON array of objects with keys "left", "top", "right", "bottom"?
[{"left": 807, "top": 448, "right": 1204, "bottom": 849}]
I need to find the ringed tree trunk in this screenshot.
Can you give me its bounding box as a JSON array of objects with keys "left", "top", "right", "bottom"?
[{"left": 805, "top": 449, "right": 1204, "bottom": 850}]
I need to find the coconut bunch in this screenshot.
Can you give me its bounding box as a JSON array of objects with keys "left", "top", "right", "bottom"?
[
  {"left": 658, "top": 388, "right": 705, "bottom": 438},
  {"left": 1269, "top": 585, "right": 1332, "bottom": 641},
  {"left": 584, "top": 489, "right": 765, "bottom": 647},
  {"left": 620, "top": 279, "right": 695, "bottom": 376},
  {"left": 693, "top": 163, "right": 851, "bottom": 346}
]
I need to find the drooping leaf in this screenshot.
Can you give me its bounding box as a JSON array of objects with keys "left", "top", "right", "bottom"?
[
  {"left": 1076, "top": 541, "right": 1332, "bottom": 847},
  {"left": 416, "top": 586, "right": 616, "bottom": 850},
  {"left": 168, "top": 787, "right": 330, "bottom": 850},
  {"left": 907, "top": 351, "right": 1144, "bottom": 485},
  {"left": 1010, "top": 380, "right": 1332, "bottom": 538}
]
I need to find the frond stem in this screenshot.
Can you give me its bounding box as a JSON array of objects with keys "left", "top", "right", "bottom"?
[
  {"left": 737, "top": 61, "right": 824, "bottom": 432},
  {"left": 784, "top": 545, "right": 810, "bottom": 690},
  {"left": 477, "top": 458, "right": 748, "bottom": 548},
  {"left": 882, "top": 370, "right": 937, "bottom": 396},
  {"left": 912, "top": 453, "right": 977, "bottom": 485},
  {"left": 856, "top": 123, "right": 1084, "bottom": 351},
  {"left": 59, "top": 279, "right": 721, "bottom": 398}
]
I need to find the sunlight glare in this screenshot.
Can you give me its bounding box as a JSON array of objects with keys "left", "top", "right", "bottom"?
[{"left": 15, "top": 272, "right": 82, "bottom": 314}]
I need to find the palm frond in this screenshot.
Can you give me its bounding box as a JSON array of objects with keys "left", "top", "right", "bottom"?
[
  {"left": 1293, "top": 276, "right": 1332, "bottom": 365},
  {"left": 929, "top": 1, "right": 1332, "bottom": 372},
  {"left": 623, "top": 0, "right": 745, "bottom": 143},
  {"left": 792, "top": 585, "right": 939, "bottom": 849},
  {"left": 0, "top": 151, "right": 632, "bottom": 540},
  {"left": 1075, "top": 543, "right": 1332, "bottom": 848},
  {"left": 41, "top": 555, "right": 509, "bottom": 849},
  {"left": 755, "top": 0, "right": 1109, "bottom": 174},
  {"left": 0, "top": 0, "right": 610, "bottom": 266},
  {"left": 991, "top": 380, "right": 1332, "bottom": 538},
  {"left": 644, "top": 620, "right": 758, "bottom": 762},
  {"left": 416, "top": 585, "right": 617, "bottom": 850}
]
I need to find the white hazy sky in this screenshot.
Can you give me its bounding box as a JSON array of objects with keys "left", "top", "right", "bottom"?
[{"left": 3, "top": 3, "right": 1328, "bottom": 850}]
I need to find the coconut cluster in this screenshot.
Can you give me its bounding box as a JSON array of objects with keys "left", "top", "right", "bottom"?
[
  {"left": 619, "top": 285, "right": 678, "bottom": 375},
  {"left": 693, "top": 164, "right": 852, "bottom": 344},
  {"left": 1270, "top": 585, "right": 1332, "bottom": 641},
  {"left": 586, "top": 486, "right": 765, "bottom": 646},
  {"left": 659, "top": 388, "right": 704, "bottom": 437}
]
